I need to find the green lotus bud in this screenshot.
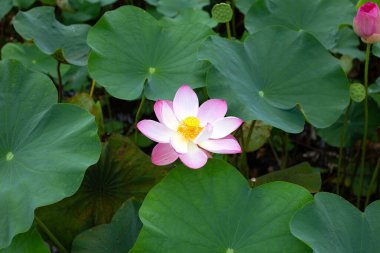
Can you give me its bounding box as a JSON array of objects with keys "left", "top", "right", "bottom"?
[
  {"left": 349, "top": 83, "right": 366, "bottom": 102},
  {"left": 212, "top": 3, "right": 233, "bottom": 23}
]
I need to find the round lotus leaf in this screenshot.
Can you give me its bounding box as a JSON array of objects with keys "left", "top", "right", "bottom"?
[
  {"left": 72, "top": 199, "right": 142, "bottom": 253},
  {"left": 0, "top": 60, "right": 101, "bottom": 249},
  {"left": 145, "top": 0, "right": 209, "bottom": 17},
  {"left": 36, "top": 134, "right": 166, "bottom": 250},
  {"left": 131, "top": 159, "right": 312, "bottom": 253},
  {"left": 12, "top": 6, "right": 91, "bottom": 66},
  {"left": 211, "top": 3, "right": 233, "bottom": 23},
  {"left": 199, "top": 27, "right": 349, "bottom": 133},
  {"left": 88, "top": 6, "right": 212, "bottom": 101},
  {"left": 244, "top": 0, "right": 356, "bottom": 49},
  {"left": 290, "top": 192, "right": 380, "bottom": 253},
  {"left": 350, "top": 83, "right": 366, "bottom": 102}
]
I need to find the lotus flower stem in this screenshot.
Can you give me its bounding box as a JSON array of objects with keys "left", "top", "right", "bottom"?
[
  {"left": 35, "top": 215, "right": 69, "bottom": 253},
  {"left": 365, "top": 157, "right": 380, "bottom": 206},
  {"left": 336, "top": 101, "right": 351, "bottom": 195},
  {"left": 89, "top": 79, "right": 96, "bottom": 98},
  {"left": 226, "top": 22, "right": 232, "bottom": 39},
  {"left": 357, "top": 43, "right": 371, "bottom": 208},
  {"left": 240, "top": 121, "right": 255, "bottom": 177},
  {"left": 280, "top": 132, "right": 289, "bottom": 169},
  {"left": 268, "top": 137, "right": 281, "bottom": 168},
  {"left": 56, "top": 61, "right": 62, "bottom": 103},
  {"left": 134, "top": 95, "right": 146, "bottom": 141}
]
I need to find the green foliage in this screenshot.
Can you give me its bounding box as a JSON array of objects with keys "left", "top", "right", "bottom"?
[
  {"left": 317, "top": 98, "right": 380, "bottom": 147},
  {"left": 291, "top": 192, "right": 380, "bottom": 253},
  {"left": 0, "top": 60, "right": 101, "bottom": 249},
  {"left": 199, "top": 27, "right": 349, "bottom": 133},
  {"left": 0, "top": 225, "right": 50, "bottom": 253},
  {"left": 145, "top": 0, "right": 209, "bottom": 17},
  {"left": 88, "top": 6, "right": 212, "bottom": 100},
  {"left": 242, "top": 121, "right": 272, "bottom": 152},
  {"left": 131, "top": 159, "right": 312, "bottom": 253},
  {"left": 1, "top": 43, "right": 70, "bottom": 77},
  {"left": 13, "top": 7, "right": 91, "bottom": 66},
  {"left": 36, "top": 135, "right": 166, "bottom": 249},
  {"left": 255, "top": 162, "right": 322, "bottom": 193},
  {"left": 72, "top": 199, "right": 142, "bottom": 253},
  {"left": 332, "top": 27, "right": 365, "bottom": 60},
  {"left": 244, "top": 0, "right": 356, "bottom": 49}
]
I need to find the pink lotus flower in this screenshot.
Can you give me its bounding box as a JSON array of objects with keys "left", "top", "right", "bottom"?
[
  {"left": 137, "top": 85, "right": 243, "bottom": 169},
  {"left": 353, "top": 2, "right": 380, "bottom": 43}
]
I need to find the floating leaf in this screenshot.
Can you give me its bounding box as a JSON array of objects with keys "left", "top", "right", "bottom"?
[
  {"left": 317, "top": 98, "right": 380, "bottom": 147},
  {"left": 290, "top": 192, "right": 380, "bottom": 253},
  {"left": 0, "top": 225, "right": 49, "bottom": 253},
  {"left": 254, "top": 162, "right": 322, "bottom": 193},
  {"left": 88, "top": 6, "right": 212, "bottom": 100},
  {"left": 36, "top": 134, "right": 166, "bottom": 250},
  {"left": 131, "top": 159, "right": 312, "bottom": 253},
  {"left": 0, "top": 60, "right": 101, "bottom": 249},
  {"left": 244, "top": 0, "right": 356, "bottom": 49},
  {"left": 72, "top": 199, "right": 142, "bottom": 253},
  {"left": 145, "top": 0, "right": 209, "bottom": 17},
  {"left": 13, "top": 6, "right": 91, "bottom": 66},
  {"left": 199, "top": 27, "right": 349, "bottom": 133}
]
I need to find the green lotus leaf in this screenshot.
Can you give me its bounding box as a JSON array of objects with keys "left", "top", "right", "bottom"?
[
  {"left": 61, "top": 0, "right": 104, "bottom": 24},
  {"left": 12, "top": 0, "right": 36, "bottom": 8},
  {"left": 145, "top": 0, "right": 209, "bottom": 17},
  {"left": 369, "top": 83, "right": 380, "bottom": 108},
  {"left": 1, "top": 43, "right": 70, "bottom": 78},
  {"left": 242, "top": 120, "right": 272, "bottom": 152},
  {"left": 317, "top": 98, "right": 380, "bottom": 147},
  {"left": 244, "top": 0, "right": 355, "bottom": 49},
  {"left": 0, "top": 60, "right": 101, "bottom": 249},
  {"left": 254, "top": 162, "right": 321, "bottom": 193},
  {"left": 160, "top": 9, "right": 217, "bottom": 28},
  {"left": 0, "top": 0, "right": 12, "bottom": 20},
  {"left": 0, "top": 225, "right": 49, "bottom": 253},
  {"left": 290, "top": 192, "right": 380, "bottom": 253},
  {"left": 12, "top": 6, "right": 91, "bottom": 66},
  {"left": 72, "top": 199, "right": 142, "bottom": 253},
  {"left": 131, "top": 159, "right": 312, "bottom": 253},
  {"left": 199, "top": 27, "right": 349, "bottom": 133},
  {"left": 332, "top": 27, "right": 365, "bottom": 60},
  {"left": 372, "top": 42, "right": 380, "bottom": 59},
  {"left": 88, "top": 6, "right": 212, "bottom": 101},
  {"left": 234, "top": 0, "right": 253, "bottom": 14},
  {"left": 36, "top": 134, "right": 167, "bottom": 250}
]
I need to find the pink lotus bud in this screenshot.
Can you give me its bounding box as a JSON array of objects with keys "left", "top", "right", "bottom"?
[{"left": 354, "top": 2, "right": 380, "bottom": 44}]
